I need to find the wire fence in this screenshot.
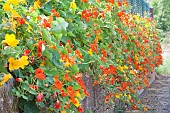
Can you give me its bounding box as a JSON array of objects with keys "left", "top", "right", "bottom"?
[{"left": 120, "top": 0, "right": 154, "bottom": 18}]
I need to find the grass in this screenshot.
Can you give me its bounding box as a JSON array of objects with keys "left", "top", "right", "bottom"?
[{"left": 155, "top": 57, "right": 170, "bottom": 75}]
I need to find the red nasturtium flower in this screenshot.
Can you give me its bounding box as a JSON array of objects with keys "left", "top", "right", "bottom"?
[
  {"left": 92, "top": 8, "right": 99, "bottom": 19},
  {"left": 18, "top": 17, "right": 26, "bottom": 25},
  {"left": 117, "top": 0, "right": 122, "bottom": 6},
  {"left": 22, "top": 49, "right": 31, "bottom": 56},
  {"left": 101, "top": 48, "right": 107, "bottom": 57},
  {"left": 42, "top": 17, "right": 53, "bottom": 28},
  {"left": 82, "top": 0, "right": 88, "bottom": 3},
  {"left": 35, "top": 68, "right": 46, "bottom": 80},
  {"left": 15, "top": 78, "right": 23, "bottom": 82},
  {"left": 81, "top": 10, "right": 92, "bottom": 22},
  {"left": 117, "top": 10, "right": 125, "bottom": 18},
  {"left": 67, "top": 86, "right": 74, "bottom": 97},
  {"left": 54, "top": 100, "right": 60, "bottom": 109},
  {"left": 36, "top": 93, "right": 44, "bottom": 102},
  {"left": 37, "top": 40, "right": 46, "bottom": 58},
  {"left": 77, "top": 106, "right": 83, "bottom": 112},
  {"left": 101, "top": 56, "right": 106, "bottom": 62},
  {"left": 110, "top": 77, "right": 115, "bottom": 85},
  {"left": 107, "top": 0, "right": 114, "bottom": 4},
  {"left": 61, "top": 89, "right": 67, "bottom": 97},
  {"left": 28, "top": 84, "right": 38, "bottom": 90}
]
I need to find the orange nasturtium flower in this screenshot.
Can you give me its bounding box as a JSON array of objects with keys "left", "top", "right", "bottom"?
[
  {"left": 35, "top": 68, "right": 46, "bottom": 80},
  {"left": 53, "top": 76, "right": 63, "bottom": 90},
  {"left": 107, "top": 0, "right": 114, "bottom": 4},
  {"left": 75, "top": 49, "right": 83, "bottom": 60},
  {"left": 5, "top": 34, "right": 19, "bottom": 47}
]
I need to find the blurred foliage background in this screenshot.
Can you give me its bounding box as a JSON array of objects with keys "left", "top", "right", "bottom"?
[{"left": 150, "top": 0, "right": 170, "bottom": 32}]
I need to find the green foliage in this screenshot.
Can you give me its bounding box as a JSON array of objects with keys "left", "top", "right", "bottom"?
[{"left": 151, "top": 0, "right": 170, "bottom": 31}]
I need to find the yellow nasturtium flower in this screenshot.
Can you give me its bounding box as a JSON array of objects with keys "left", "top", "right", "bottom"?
[
  {"left": 73, "top": 98, "right": 80, "bottom": 107},
  {"left": 115, "top": 93, "right": 122, "bottom": 99},
  {"left": 7, "top": 0, "right": 19, "bottom": 5},
  {"left": 3, "top": 3, "right": 11, "bottom": 11},
  {"left": 70, "top": 0, "right": 76, "bottom": 10},
  {"left": 19, "top": 56, "right": 29, "bottom": 69},
  {"left": 61, "top": 111, "right": 66, "bottom": 113},
  {"left": 75, "top": 91, "right": 82, "bottom": 99},
  {"left": 117, "top": 66, "right": 124, "bottom": 72},
  {"left": 34, "top": 1, "right": 40, "bottom": 8},
  {"left": 5, "top": 34, "right": 19, "bottom": 47},
  {"left": 88, "top": 49, "right": 93, "bottom": 56},
  {"left": 25, "top": 22, "right": 33, "bottom": 33},
  {"left": 130, "top": 70, "right": 134, "bottom": 75},
  {"left": 0, "top": 74, "right": 12, "bottom": 87},
  {"left": 8, "top": 57, "right": 20, "bottom": 71},
  {"left": 128, "top": 94, "right": 131, "bottom": 100},
  {"left": 11, "top": 10, "right": 21, "bottom": 18},
  {"left": 3, "top": 74, "right": 12, "bottom": 83},
  {"left": 64, "top": 59, "right": 72, "bottom": 67},
  {"left": 8, "top": 56, "right": 29, "bottom": 71}
]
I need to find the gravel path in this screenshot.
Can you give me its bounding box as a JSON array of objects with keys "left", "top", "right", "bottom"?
[
  {"left": 139, "top": 75, "right": 170, "bottom": 113},
  {"left": 126, "top": 75, "right": 170, "bottom": 113}
]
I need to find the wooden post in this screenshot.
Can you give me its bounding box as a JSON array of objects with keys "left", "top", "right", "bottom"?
[
  {"left": 150, "top": 8, "right": 154, "bottom": 19},
  {"left": 0, "top": 79, "right": 19, "bottom": 113}
]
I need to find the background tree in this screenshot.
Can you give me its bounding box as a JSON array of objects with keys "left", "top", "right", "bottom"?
[{"left": 150, "top": 0, "right": 170, "bottom": 32}]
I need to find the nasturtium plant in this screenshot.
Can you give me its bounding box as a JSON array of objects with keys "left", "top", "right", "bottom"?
[{"left": 0, "top": 0, "right": 162, "bottom": 113}]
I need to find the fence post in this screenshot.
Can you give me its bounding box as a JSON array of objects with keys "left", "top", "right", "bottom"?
[{"left": 150, "top": 8, "right": 154, "bottom": 19}]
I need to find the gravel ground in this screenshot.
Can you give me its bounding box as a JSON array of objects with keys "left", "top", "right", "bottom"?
[{"left": 125, "top": 75, "right": 170, "bottom": 113}]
